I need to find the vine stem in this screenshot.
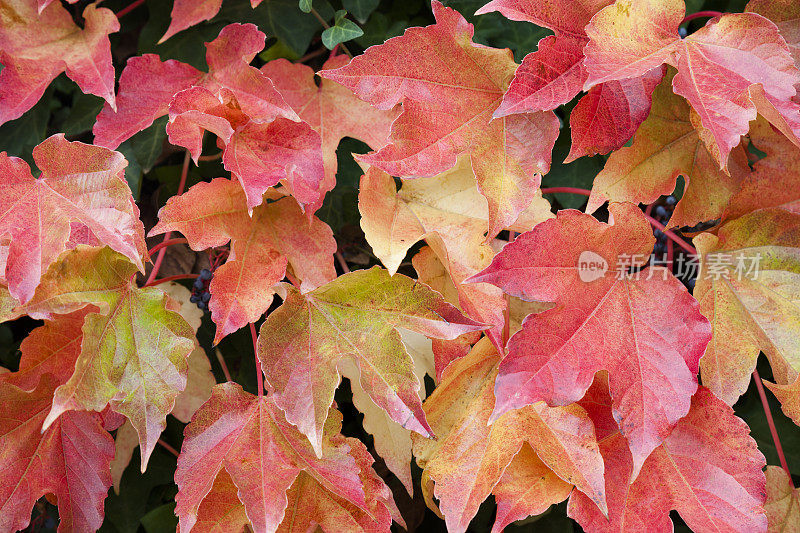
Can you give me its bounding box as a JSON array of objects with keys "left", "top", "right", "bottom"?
[
  {"left": 250, "top": 323, "right": 263, "bottom": 398},
  {"left": 143, "top": 273, "right": 199, "bottom": 287},
  {"left": 145, "top": 150, "right": 191, "bottom": 286},
  {"left": 681, "top": 10, "right": 723, "bottom": 24},
  {"left": 116, "top": 0, "right": 145, "bottom": 18},
  {"left": 198, "top": 151, "right": 223, "bottom": 162},
  {"left": 216, "top": 349, "right": 233, "bottom": 382},
  {"left": 158, "top": 438, "right": 179, "bottom": 457},
  {"left": 753, "top": 370, "right": 795, "bottom": 487},
  {"left": 310, "top": 8, "right": 353, "bottom": 58},
  {"left": 147, "top": 238, "right": 188, "bottom": 257},
  {"left": 335, "top": 252, "right": 350, "bottom": 273}
]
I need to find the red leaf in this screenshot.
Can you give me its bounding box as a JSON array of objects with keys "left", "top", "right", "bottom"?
[
  {"left": 472, "top": 204, "right": 711, "bottom": 474},
  {"left": 0, "top": 376, "right": 114, "bottom": 532}
]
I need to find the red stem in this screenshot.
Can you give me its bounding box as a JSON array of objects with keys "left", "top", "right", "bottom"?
[
  {"left": 540, "top": 187, "right": 594, "bottom": 196},
  {"left": 145, "top": 150, "right": 191, "bottom": 286},
  {"left": 681, "top": 10, "right": 723, "bottom": 24},
  {"left": 116, "top": 0, "right": 145, "bottom": 18},
  {"left": 198, "top": 151, "right": 223, "bottom": 162},
  {"left": 250, "top": 323, "right": 263, "bottom": 398},
  {"left": 285, "top": 270, "right": 302, "bottom": 289},
  {"left": 147, "top": 238, "right": 188, "bottom": 257},
  {"left": 143, "top": 273, "right": 199, "bottom": 287},
  {"left": 158, "top": 438, "right": 179, "bottom": 457},
  {"left": 753, "top": 370, "right": 795, "bottom": 487},
  {"left": 667, "top": 238, "right": 674, "bottom": 271},
  {"left": 335, "top": 252, "right": 350, "bottom": 273},
  {"left": 215, "top": 349, "right": 233, "bottom": 382}
]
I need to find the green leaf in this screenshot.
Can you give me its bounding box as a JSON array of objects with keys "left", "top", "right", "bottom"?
[
  {"left": 0, "top": 87, "right": 52, "bottom": 165},
  {"left": 62, "top": 93, "right": 104, "bottom": 136},
  {"left": 298, "top": 0, "right": 312, "bottom": 13},
  {"left": 322, "top": 10, "right": 363, "bottom": 49},
  {"left": 130, "top": 116, "right": 168, "bottom": 174},
  {"left": 140, "top": 503, "right": 178, "bottom": 533},
  {"left": 343, "top": 0, "right": 379, "bottom": 23}
]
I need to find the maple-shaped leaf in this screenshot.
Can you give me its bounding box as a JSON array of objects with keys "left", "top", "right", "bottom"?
[
  {"left": 411, "top": 337, "right": 606, "bottom": 533},
  {"left": 0, "top": 1, "right": 117, "bottom": 126},
  {"left": 567, "top": 386, "right": 767, "bottom": 532},
  {"left": 194, "top": 469, "right": 250, "bottom": 532},
  {"left": 724, "top": 117, "right": 800, "bottom": 221},
  {"left": 160, "top": 0, "right": 265, "bottom": 43},
  {"left": 359, "top": 159, "right": 552, "bottom": 350},
  {"left": 746, "top": 0, "right": 800, "bottom": 66},
  {"left": 175, "top": 382, "right": 398, "bottom": 532},
  {"left": 260, "top": 56, "right": 399, "bottom": 213},
  {"left": 257, "top": 266, "right": 485, "bottom": 455},
  {"left": 695, "top": 208, "right": 800, "bottom": 404},
  {"left": 472, "top": 203, "right": 712, "bottom": 474},
  {"left": 150, "top": 178, "right": 337, "bottom": 343},
  {"left": 0, "top": 134, "right": 147, "bottom": 303},
  {"left": 583, "top": 0, "right": 800, "bottom": 168},
  {"left": 477, "top": 0, "right": 665, "bottom": 161},
  {"left": 586, "top": 69, "right": 751, "bottom": 229},
  {"left": 0, "top": 309, "right": 88, "bottom": 390},
  {"left": 320, "top": 1, "right": 559, "bottom": 238},
  {"left": 0, "top": 376, "right": 115, "bottom": 532},
  {"left": 764, "top": 465, "right": 800, "bottom": 532},
  {"left": 94, "top": 24, "right": 297, "bottom": 151},
  {"left": 20, "top": 246, "right": 195, "bottom": 468}
]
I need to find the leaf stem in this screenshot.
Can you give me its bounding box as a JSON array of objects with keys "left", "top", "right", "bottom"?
[
  {"left": 250, "top": 323, "right": 263, "bottom": 398},
  {"left": 158, "top": 438, "right": 179, "bottom": 457},
  {"left": 215, "top": 349, "right": 233, "bottom": 382},
  {"left": 198, "top": 151, "right": 223, "bottom": 162},
  {"left": 540, "top": 186, "right": 593, "bottom": 196},
  {"left": 643, "top": 214, "right": 697, "bottom": 255},
  {"left": 147, "top": 238, "right": 189, "bottom": 257},
  {"left": 335, "top": 251, "right": 350, "bottom": 273},
  {"left": 116, "top": 0, "right": 145, "bottom": 18},
  {"left": 310, "top": 8, "right": 353, "bottom": 58},
  {"left": 753, "top": 369, "right": 795, "bottom": 487},
  {"left": 143, "top": 273, "right": 199, "bottom": 287},
  {"left": 145, "top": 150, "right": 191, "bottom": 286},
  {"left": 681, "top": 10, "right": 723, "bottom": 25}
]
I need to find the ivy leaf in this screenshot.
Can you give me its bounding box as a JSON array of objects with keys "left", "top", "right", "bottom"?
[
  {"left": 568, "top": 387, "right": 767, "bottom": 532},
  {"left": 343, "top": 0, "right": 379, "bottom": 23},
  {"left": 695, "top": 209, "right": 800, "bottom": 405},
  {"left": 150, "top": 178, "right": 337, "bottom": 343},
  {"left": 322, "top": 10, "right": 364, "bottom": 49},
  {"left": 20, "top": 246, "right": 196, "bottom": 469},
  {"left": 175, "top": 382, "right": 398, "bottom": 532},
  {"left": 0, "top": 376, "right": 115, "bottom": 532},
  {"left": 411, "top": 337, "right": 606, "bottom": 533},
  {"left": 472, "top": 203, "right": 712, "bottom": 475},
  {"left": 261, "top": 55, "right": 399, "bottom": 213},
  {"left": 583, "top": 0, "right": 800, "bottom": 168},
  {"left": 257, "top": 265, "right": 486, "bottom": 455},
  {"left": 320, "top": 1, "right": 560, "bottom": 239},
  {"left": 299, "top": 0, "right": 313, "bottom": 13},
  {"left": 764, "top": 465, "right": 800, "bottom": 531},
  {"left": 0, "top": 1, "right": 118, "bottom": 125},
  {"left": 586, "top": 69, "right": 751, "bottom": 229},
  {"left": 0, "top": 134, "right": 147, "bottom": 303}
]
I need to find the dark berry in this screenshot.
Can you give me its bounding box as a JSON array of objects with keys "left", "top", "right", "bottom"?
[
  {"left": 655, "top": 205, "right": 668, "bottom": 219},
  {"left": 201, "top": 292, "right": 211, "bottom": 303},
  {"left": 198, "top": 301, "right": 208, "bottom": 311},
  {"left": 678, "top": 26, "right": 688, "bottom": 38},
  {"left": 199, "top": 268, "right": 213, "bottom": 281},
  {"left": 686, "top": 278, "right": 696, "bottom": 290},
  {"left": 193, "top": 278, "right": 204, "bottom": 291},
  {"left": 665, "top": 195, "right": 677, "bottom": 206},
  {"left": 190, "top": 294, "right": 199, "bottom": 303}
]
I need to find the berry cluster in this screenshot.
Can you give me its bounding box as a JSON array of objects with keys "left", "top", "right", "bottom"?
[
  {"left": 190, "top": 269, "right": 213, "bottom": 311},
  {"left": 652, "top": 195, "right": 677, "bottom": 257}
]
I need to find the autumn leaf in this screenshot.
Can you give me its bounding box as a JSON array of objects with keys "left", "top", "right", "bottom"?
[
  {"left": 746, "top": 0, "right": 800, "bottom": 66},
  {"left": 0, "top": 1, "right": 118, "bottom": 125},
  {"left": 586, "top": 69, "right": 751, "bottom": 229},
  {"left": 193, "top": 469, "right": 250, "bottom": 532},
  {"left": 110, "top": 420, "right": 139, "bottom": 495},
  {"left": 694, "top": 209, "right": 800, "bottom": 404},
  {"left": 172, "top": 346, "right": 217, "bottom": 424},
  {"left": 411, "top": 337, "right": 606, "bottom": 533},
  {"left": 20, "top": 246, "right": 195, "bottom": 469},
  {"left": 0, "top": 134, "right": 147, "bottom": 303},
  {"left": 0, "top": 376, "right": 115, "bottom": 532},
  {"left": 583, "top": 0, "right": 800, "bottom": 168},
  {"left": 320, "top": 1, "right": 559, "bottom": 239},
  {"left": 257, "top": 266, "right": 485, "bottom": 455},
  {"left": 174, "top": 382, "right": 397, "bottom": 532},
  {"left": 763, "top": 465, "right": 800, "bottom": 532},
  {"left": 567, "top": 386, "right": 767, "bottom": 532},
  {"left": 472, "top": 203, "right": 712, "bottom": 474},
  {"left": 150, "top": 178, "right": 337, "bottom": 343},
  {"left": 359, "top": 159, "right": 552, "bottom": 350},
  {"left": 766, "top": 377, "right": 800, "bottom": 430},
  {"left": 261, "top": 56, "right": 399, "bottom": 213},
  {"left": 477, "top": 0, "right": 664, "bottom": 161}
]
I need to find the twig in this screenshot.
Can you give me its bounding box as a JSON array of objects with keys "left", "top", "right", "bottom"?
[
  {"left": 753, "top": 370, "right": 795, "bottom": 487},
  {"left": 116, "top": 0, "right": 145, "bottom": 18},
  {"left": 198, "top": 151, "right": 223, "bottom": 162},
  {"left": 158, "top": 438, "right": 179, "bottom": 457},
  {"left": 215, "top": 349, "right": 233, "bottom": 382},
  {"left": 335, "top": 252, "right": 350, "bottom": 273},
  {"left": 250, "top": 323, "right": 263, "bottom": 398},
  {"left": 681, "top": 10, "right": 723, "bottom": 25},
  {"left": 299, "top": 47, "right": 328, "bottom": 63},
  {"left": 143, "top": 273, "right": 199, "bottom": 287},
  {"left": 147, "top": 238, "right": 188, "bottom": 257}
]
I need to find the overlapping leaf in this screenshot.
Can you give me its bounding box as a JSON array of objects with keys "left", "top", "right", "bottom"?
[
  {"left": 0, "top": 0, "right": 118, "bottom": 125},
  {"left": 19, "top": 246, "right": 195, "bottom": 468},
  {"left": 412, "top": 337, "right": 606, "bottom": 533},
  {"left": 583, "top": 0, "right": 800, "bottom": 167},
  {"left": 0, "top": 376, "right": 115, "bottom": 532},
  {"left": 477, "top": 0, "right": 664, "bottom": 160},
  {"left": 695, "top": 209, "right": 800, "bottom": 405},
  {"left": 321, "top": 1, "right": 560, "bottom": 238},
  {"left": 567, "top": 385, "right": 767, "bottom": 532},
  {"left": 359, "top": 159, "right": 552, "bottom": 349},
  {"left": 746, "top": 0, "right": 800, "bottom": 66},
  {"left": 586, "top": 69, "right": 751, "bottom": 229},
  {"left": 260, "top": 56, "right": 398, "bottom": 213},
  {"left": 160, "top": 0, "right": 266, "bottom": 42},
  {"left": 763, "top": 465, "right": 800, "bottom": 532},
  {"left": 150, "top": 178, "right": 337, "bottom": 343},
  {"left": 472, "top": 203, "right": 711, "bottom": 474},
  {"left": 257, "top": 266, "right": 485, "bottom": 454},
  {"left": 0, "top": 135, "right": 147, "bottom": 303},
  {"left": 175, "top": 382, "right": 398, "bottom": 532}
]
